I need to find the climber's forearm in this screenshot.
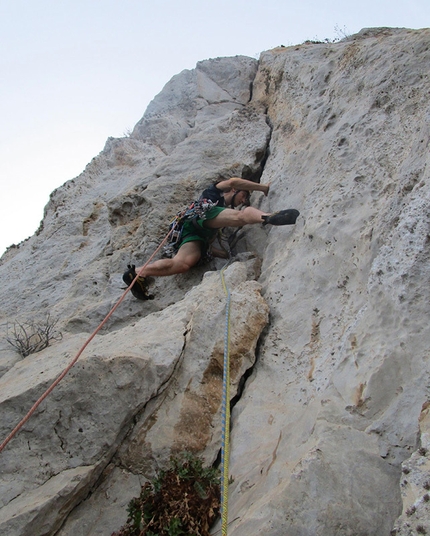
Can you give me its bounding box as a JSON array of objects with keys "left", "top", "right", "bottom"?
[{"left": 217, "top": 177, "right": 270, "bottom": 195}]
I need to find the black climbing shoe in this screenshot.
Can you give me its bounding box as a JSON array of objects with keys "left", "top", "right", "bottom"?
[
  {"left": 262, "top": 209, "right": 300, "bottom": 226},
  {"left": 122, "top": 264, "right": 154, "bottom": 300}
]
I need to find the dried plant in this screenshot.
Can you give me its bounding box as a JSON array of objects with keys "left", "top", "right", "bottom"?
[
  {"left": 6, "top": 315, "right": 62, "bottom": 357},
  {"left": 112, "top": 452, "right": 220, "bottom": 536}
]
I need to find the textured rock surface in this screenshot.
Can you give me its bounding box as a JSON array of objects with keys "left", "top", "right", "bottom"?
[
  {"left": 0, "top": 28, "right": 430, "bottom": 536},
  {"left": 393, "top": 404, "right": 430, "bottom": 535}
]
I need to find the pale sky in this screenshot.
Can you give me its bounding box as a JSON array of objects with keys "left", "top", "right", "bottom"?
[{"left": 1, "top": 0, "right": 428, "bottom": 255}]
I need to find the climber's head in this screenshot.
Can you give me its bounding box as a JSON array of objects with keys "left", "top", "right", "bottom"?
[{"left": 225, "top": 189, "right": 250, "bottom": 208}]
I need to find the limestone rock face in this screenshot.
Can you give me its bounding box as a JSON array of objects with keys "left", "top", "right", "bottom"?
[
  {"left": 0, "top": 28, "right": 430, "bottom": 536},
  {"left": 132, "top": 56, "right": 259, "bottom": 154},
  {"left": 393, "top": 404, "right": 430, "bottom": 535}
]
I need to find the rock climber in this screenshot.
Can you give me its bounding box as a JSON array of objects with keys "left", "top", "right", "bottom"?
[{"left": 123, "top": 177, "right": 299, "bottom": 299}]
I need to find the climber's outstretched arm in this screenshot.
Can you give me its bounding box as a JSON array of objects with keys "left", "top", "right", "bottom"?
[{"left": 216, "top": 177, "right": 270, "bottom": 196}]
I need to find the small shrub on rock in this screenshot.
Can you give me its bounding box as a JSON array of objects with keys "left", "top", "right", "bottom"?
[
  {"left": 112, "top": 453, "right": 220, "bottom": 536},
  {"left": 6, "top": 314, "right": 62, "bottom": 357}
]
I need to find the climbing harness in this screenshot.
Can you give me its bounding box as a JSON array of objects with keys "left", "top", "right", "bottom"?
[
  {"left": 220, "top": 259, "right": 232, "bottom": 536},
  {"left": 0, "top": 229, "right": 174, "bottom": 454},
  {"left": 163, "top": 198, "right": 218, "bottom": 258}
]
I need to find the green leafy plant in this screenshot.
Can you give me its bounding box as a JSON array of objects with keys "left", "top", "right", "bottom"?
[{"left": 112, "top": 453, "right": 220, "bottom": 536}]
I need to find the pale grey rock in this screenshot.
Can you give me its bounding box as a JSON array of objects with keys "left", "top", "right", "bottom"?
[
  {"left": 55, "top": 260, "right": 268, "bottom": 535},
  {"left": 0, "top": 260, "right": 268, "bottom": 534},
  {"left": 0, "top": 466, "right": 95, "bottom": 536},
  {"left": 223, "top": 26, "right": 430, "bottom": 536},
  {"left": 132, "top": 56, "right": 258, "bottom": 153},
  {"left": 392, "top": 404, "right": 430, "bottom": 535},
  {"left": 118, "top": 260, "right": 269, "bottom": 475},
  {"left": 0, "top": 312, "right": 188, "bottom": 530},
  {"left": 55, "top": 465, "right": 142, "bottom": 536},
  {"left": 0, "top": 27, "right": 430, "bottom": 536}
]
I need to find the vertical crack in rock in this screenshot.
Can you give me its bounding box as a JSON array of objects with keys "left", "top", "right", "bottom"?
[
  {"left": 118, "top": 324, "right": 192, "bottom": 444},
  {"left": 213, "top": 312, "right": 270, "bottom": 470},
  {"left": 229, "top": 319, "right": 270, "bottom": 413},
  {"left": 171, "top": 279, "right": 269, "bottom": 458}
]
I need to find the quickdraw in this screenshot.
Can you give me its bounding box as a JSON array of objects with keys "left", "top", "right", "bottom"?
[{"left": 163, "top": 198, "right": 218, "bottom": 258}]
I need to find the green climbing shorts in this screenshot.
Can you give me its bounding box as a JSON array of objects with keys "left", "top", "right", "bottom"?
[{"left": 179, "top": 206, "right": 226, "bottom": 247}]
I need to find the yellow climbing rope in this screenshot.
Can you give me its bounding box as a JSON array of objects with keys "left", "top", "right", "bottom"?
[{"left": 220, "top": 261, "right": 232, "bottom": 535}]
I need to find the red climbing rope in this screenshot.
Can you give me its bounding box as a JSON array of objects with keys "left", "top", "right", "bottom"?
[{"left": 0, "top": 229, "right": 173, "bottom": 454}]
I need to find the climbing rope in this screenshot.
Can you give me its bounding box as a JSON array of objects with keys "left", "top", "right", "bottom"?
[
  {"left": 0, "top": 229, "right": 174, "bottom": 454},
  {"left": 220, "top": 259, "right": 232, "bottom": 536}
]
